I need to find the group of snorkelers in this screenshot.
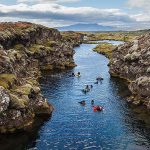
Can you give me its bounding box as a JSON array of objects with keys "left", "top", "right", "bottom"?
[
  {"left": 82, "top": 85, "right": 93, "bottom": 93},
  {"left": 71, "top": 72, "right": 81, "bottom": 77},
  {"left": 78, "top": 100, "right": 103, "bottom": 112},
  {"left": 70, "top": 72, "right": 104, "bottom": 111}
]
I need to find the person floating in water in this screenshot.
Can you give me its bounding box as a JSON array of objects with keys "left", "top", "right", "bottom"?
[
  {"left": 94, "top": 81, "right": 98, "bottom": 84},
  {"left": 69, "top": 72, "right": 75, "bottom": 77},
  {"left": 91, "top": 100, "right": 94, "bottom": 105},
  {"left": 76, "top": 72, "right": 81, "bottom": 77},
  {"left": 78, "top": 100, "right": 86, "bottom": 105},
  {"left": 96, "top": 76, "right": 104, "bottom": 81},
  {"left": 90, "top": 85, "right": 93, "bottom": 89},
  {"left": 85, "top": 85, "right": 90, "bottom": 90},
  {"left": 72, "top": 73, "right": 75, "bottom": 77},
  {"left": 82, "top": 85, "right": 90, "bottom": 94},
  {"left": 93, "top": 105, "right": 104, "bottom": 112}
]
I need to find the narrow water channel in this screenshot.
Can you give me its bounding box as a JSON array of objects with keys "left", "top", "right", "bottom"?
[
  {"left": 1, "top": 41, "right": 150, "bottom": 150},
  {"left": 35, "top": 41, "right": 150, "bottom": 150}
]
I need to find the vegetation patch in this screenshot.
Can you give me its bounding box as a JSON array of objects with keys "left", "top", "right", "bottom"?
[
  {"left": 12, "top": 83, "right": 32, "bottom": 95},
  {"left": 13, "top": 44, "right": 25, "bottom": 50},
  {"left": 80, "top": 31, "right": 149, "bottom": 42},
  {"left": 10, "top": 94, "right": 27, "bottom": 109},
  {"left": 93, "top": 42, "right": 117, "bottom": 59},
  {"left": 43, "top": 40, "right": 58, "bottom": 47},
  {"left": 28, "top": 43, "right": 54, "bottom": 54},
  {"left": 61, "top": 31, "right": 83, "bottom": 42},
  {"left": 0, "top": 74, "right": 16, "bottom": 89},
  {"left": 28, "top": 44, "right": 45, "bottom": 53}
]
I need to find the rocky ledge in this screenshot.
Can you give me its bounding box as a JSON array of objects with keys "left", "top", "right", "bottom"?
[
  {"left": 0, "top": 22, "right": 83, "bottom": 133},
  {"left": 109, "top": 33, "right": 150, "bottom": 107}
]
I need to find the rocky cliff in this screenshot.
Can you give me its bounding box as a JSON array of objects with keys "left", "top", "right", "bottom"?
[
  {"left": 0, "top": 22, "right": 83, "bottom": 133},
  {"left": 109, "top": 33, "right": 150, "bottom": 107}
]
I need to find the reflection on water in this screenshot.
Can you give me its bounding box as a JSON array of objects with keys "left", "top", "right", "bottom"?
[{"left": 1, "top": 41, "right": 150, "bottom": 150}]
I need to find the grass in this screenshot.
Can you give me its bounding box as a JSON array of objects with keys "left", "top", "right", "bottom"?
[
  {"left": 28, "top": 44, "right": 53, "bottom": 54},
  {"left": 80, "top": 30, "right": 150, "bottom": 42},
  {"left": 28, "top": 44, "right": 45, "bottom": 53},
  {"left": 14, "top": 44, "right": 25, "bottom": 50},
  {"left": 43, "top": 40, "right": 58, "bottom": 47},
  {"left": 12, "top": 83, "right": 32, "bottom": 95},
  {"left": 28, "top": 39, "right": 59, "bottom": 53},
  {"left": 93, "top": 42, "right": 117, "bottom": 59},
  {"left": 0, "top": 74, "right": 16, "bottom": 89},
  {"left": 10, "top": 93, "right": 27, "bottom": 109},
  {"left": 61, "top": 31, "right": 83, "bottom": 42},
  {"left": 87, "top": 32, "right": 132, "bottom": 42}
]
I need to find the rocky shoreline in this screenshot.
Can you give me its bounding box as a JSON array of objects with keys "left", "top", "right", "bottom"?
[
  {"left": 0, "top": 22, "right": 83, "bottom": 133},
  {"left": 109, "top": 33, "right": 150, "bottom": 108}
]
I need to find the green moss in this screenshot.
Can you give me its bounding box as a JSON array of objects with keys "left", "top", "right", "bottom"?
[
  {"left": 25, "top": 27, "right": 37, "bottom": 33},
  {"left": 41, "top": 64, "right": 54, "bottom": 70},
  {"left": 0, "top": 74, "right": 16, "bottom": 89},
  {"left": 61, "top": 31, "right": 82, "bottom": 42},
  {"left": 13, "top": 44, "right": 25, "bottom": 50},
  {"left": 13, "top": 84, "right": 32, "bottom": 95},
  {"left": 28, "top": 44, "right": 54, "bottom": 54},
  {"left": 8, "top": 49, "right": 22, "bottom": 61},
  {"left": 27, "top": 79, "right": 38, "bottom": 87},
  {"left": 10, "top": 94, "right": 27, "bottom": 109},
  {"left": 28, "top": 44, "right": 44, "bottom": 53},
  {"left": 0, "top": 80, "right": 9, "bottom": 89},
  {"left": 44, "top": 40, "right": 57, "bottom": 47}
]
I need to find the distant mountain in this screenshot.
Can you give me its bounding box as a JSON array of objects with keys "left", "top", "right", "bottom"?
[{"left": 56, "top": 23, "right": 116, "bottom": 31}]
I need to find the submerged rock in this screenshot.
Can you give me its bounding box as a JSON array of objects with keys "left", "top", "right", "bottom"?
[
  {"left": 109, "top": 33, "right": 150, "bottom": 108},
  {"left": 0, "top": 22, "right": 83, "bottom": 133}
]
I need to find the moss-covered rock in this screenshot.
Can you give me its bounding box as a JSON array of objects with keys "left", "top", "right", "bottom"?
[
  {"left": 0, "top": 22, "right": 83, "bottom": 133},
  {"left": 10, "top": 94, "right": 27, "bottom": 109},
  {"left": 110, "top": 33, "right": 150, "bottom": 108},
  {"left": 13, "top": 84, "right": 32, "bottom": 95},
  {"left": 0, "top": 74, "right": 16, "bottom": 89}
]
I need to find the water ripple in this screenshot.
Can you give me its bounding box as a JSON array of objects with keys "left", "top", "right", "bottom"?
[{"left": 29, "top": 41, "right": 150, "bottom": 150}]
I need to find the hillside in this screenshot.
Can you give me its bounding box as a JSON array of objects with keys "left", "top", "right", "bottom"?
[{"left": 57, "top": 23, "right": 116, "bottom": 31}]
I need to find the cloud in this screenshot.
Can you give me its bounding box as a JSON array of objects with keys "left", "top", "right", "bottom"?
[
  {"left": 17, "top": 0, "right": 80, "bottom": 3},
  {"left": 127, "top": 0, "right": 150, "bottom": 10},
  {"left": 0, "top": 2, "right": 149, "bottom": 30},
  {"left": 127, "top": 0, "right": 150, "bottom": 22},
  {"left": 0, "top": 3, "right": 134, "bottom": 23}
]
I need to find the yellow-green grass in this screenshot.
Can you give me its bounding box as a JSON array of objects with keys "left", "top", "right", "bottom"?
[
  {"left": 80, "top": 31, "right": 145, "bottom": 42},
  {"left": 93, "top": 42, "right": 117, "bottom": 59},
  {"left": 28, "top": 44, "right": 53, "bottom": 53},
  {"left": 0, "top": 74, "right": 16, "bottom": 89}
]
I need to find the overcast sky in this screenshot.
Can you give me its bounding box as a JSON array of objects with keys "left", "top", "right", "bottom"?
[{"left": 0, "top": 0, "right": 150, "bottom": 30}]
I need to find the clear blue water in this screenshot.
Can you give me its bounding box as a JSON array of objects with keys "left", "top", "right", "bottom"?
[{"left": 1, "top": 41, "right": 150, "bottom": 150}]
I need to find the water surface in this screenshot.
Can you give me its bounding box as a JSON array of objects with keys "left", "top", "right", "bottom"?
[{"left": 32, "top": 41, "right": 150, "bottom": 150}]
